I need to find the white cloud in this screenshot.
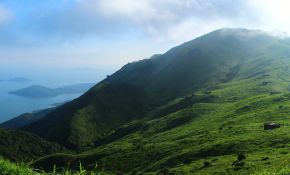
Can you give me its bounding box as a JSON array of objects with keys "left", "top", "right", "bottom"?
[
  {"left": 0, "top": 5, "right": 12, "bottom": 23},
  {"left": 249, "top": 0, "right": 290, "bottom": 33},
  {"left": 162, "top": 17, "right": 230, "bottom": 43},
  {"left": 70, "top": 0, "right": 260, "bottom": 43},
  {"left": 4, "top": 0, "right": 290, "bottom": 69}
]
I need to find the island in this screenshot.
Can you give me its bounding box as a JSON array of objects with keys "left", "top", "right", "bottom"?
[
  {"left": 9, "top": 83, "right": 95, "bottom": 98},
  {"left": 7, "top": 77, "right": 30, "bottom": 82}
]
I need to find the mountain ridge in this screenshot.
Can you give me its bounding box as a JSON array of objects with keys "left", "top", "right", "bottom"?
[
  {"left": 8, "top": 28, "right": 290, "bottom": 174},
  {"left": 23, "top": 28, "right": 284, "bottom": 149}
]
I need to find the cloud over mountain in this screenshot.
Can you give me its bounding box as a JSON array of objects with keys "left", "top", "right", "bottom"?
[{"left": 0, "top": 0, "right": 290, "bottom": 68}]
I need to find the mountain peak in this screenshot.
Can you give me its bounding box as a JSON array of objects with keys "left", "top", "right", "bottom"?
[
  {"left": 195, "top": 28, "right": 276, "bottom": 43},
  {"left": 201, "top": 28, "right": 290, "bottom": 44},
  {"left": 210, "top": 28, "right": 268, "bottom": 37},
  {"left": 24, "top": 28, "right": 290, "bottom": 150}
]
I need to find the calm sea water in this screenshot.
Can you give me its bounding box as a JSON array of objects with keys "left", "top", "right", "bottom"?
[
  {"left": 0, "top": 81, "right": 82, "bottom": 123},
  {"left": 0, "top": 65, "right": 114, "bottom": 123}
]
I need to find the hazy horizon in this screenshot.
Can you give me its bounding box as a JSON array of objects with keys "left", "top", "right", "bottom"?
[{"left": 1, "top": 0, "right": 290, "bottom": 122}]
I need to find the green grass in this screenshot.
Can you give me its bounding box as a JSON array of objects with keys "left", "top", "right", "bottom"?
[
  {"left": 31, "top": 55, "right": 290, "bottom": 174},
  {"left": 253, "top": 167, "right": 290, "bottom": 175},
  {"left": 0, "top": 157, "right": 111, "bottom": 175},
  {"left": 25, "top": 28, "right": 278, "bottom": 149}
]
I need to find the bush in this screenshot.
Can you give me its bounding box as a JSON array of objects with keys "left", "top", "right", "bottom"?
[
  {"left": 237, "top": 153, "right": 246, "bottom": 161},
  {"left": 203, "top": 161, "right": 211, "bottom": 168}
]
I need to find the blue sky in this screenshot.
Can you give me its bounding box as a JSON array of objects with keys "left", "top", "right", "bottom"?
[{"left": 0, "top": 0, "right": 289, "bottom": 70}]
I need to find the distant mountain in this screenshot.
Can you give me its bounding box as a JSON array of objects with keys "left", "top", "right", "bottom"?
[
  {"left": 9, "top": 83, "right": 95, "bottom": 98},
  {"left": 7, "top": 77, "right": 30, "bottom": 82},
  {"left": 0, "top": 108, "right": 55, "bottom": 129}
]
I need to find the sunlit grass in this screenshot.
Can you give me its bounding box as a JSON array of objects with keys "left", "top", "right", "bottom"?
[
  {"left": 0, "top": 158, "right": 111, "bottom": 175},
  {"left": 253, "top": 167, "right": 290, "bottom": 175}
]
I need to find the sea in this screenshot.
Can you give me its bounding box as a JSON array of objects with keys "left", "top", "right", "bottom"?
[{"left": 0, "top": 65, "right": 114, "bottom": 123}]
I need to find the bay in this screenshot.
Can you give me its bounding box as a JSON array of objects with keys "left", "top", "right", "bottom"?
[{"left": 0, "top": 65, "right": 113, "bottom": 123}]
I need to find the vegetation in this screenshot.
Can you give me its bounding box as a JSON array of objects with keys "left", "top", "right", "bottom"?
[
  {"left": 0, "top": 128, "right": 66, "bottom": 162},
  {"left": 24, "top": 28, "right": 279, "bottom": 149},
  {"left": 4, "top": 28, "right": 290, "bottom": 174},
  {"left": 0, "top": 157, "right": 111, "bottom": 175},
  {"left": 253, "top": 167, "right": 290, "bottom": 175}
]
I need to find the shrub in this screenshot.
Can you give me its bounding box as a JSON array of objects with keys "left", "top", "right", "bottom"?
[{"left": 237, "top": 153, "right": 246, "bottom": 161}]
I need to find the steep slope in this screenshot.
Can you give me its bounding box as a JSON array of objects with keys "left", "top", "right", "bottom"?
[
  {"left": 106, "top": 28, "right": 275, "bottom": 103},
  {"left": 24, "top": 28, "right": 281, "bottom": 149},
  {"left": 25, "top": 83, "right": 149, "bottom": 149},
  {"left": 33, "top": 49, "right": 290, "bottom": 174}
]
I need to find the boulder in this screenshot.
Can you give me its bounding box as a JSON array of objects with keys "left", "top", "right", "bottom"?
[{"left": 264, "top": 123, "right": 280, "bottom": 130}]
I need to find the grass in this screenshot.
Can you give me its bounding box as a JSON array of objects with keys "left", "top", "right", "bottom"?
[
  {"left": 30, "top": 56, "right": 290, "bottom": 174},
  {"left": 33, "top": 88, "right": 290, "bottom": 174},
  {"left": 0, "top": 158, "right": 111, "bottom": 175},
  {"left": 253, "top": 167, "right": 290, "bottom": 175}
]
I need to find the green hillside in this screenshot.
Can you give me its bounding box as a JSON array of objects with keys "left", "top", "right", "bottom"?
[
  {"left": 17, "top": 28, "right": 290, "bottom": 174},
  {"left": 0, "top": 128, "right": 66, "bottom": 162},
  {"left": 24, "top": 28, "right": 279, "bottom": 149}
]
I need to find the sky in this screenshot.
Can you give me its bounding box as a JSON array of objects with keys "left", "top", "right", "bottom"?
[{"left": 0, "top": 0, "right": 290, "bottom": 71}]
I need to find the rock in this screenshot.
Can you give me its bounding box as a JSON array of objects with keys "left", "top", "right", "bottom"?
[
  {"left": 203, "top": 161, "right": 211, "bottom": 168},
  {"left": 264, "top": 123, "right": 280, "bottom": 130},
  {"left": 237, "top": 153, "right": 246, "bottom": 161},
  {"left": 261, "top": 157, "right": 269, "bottom": 161},
  {"left": 211, "top": 158, "right": 218, "bottom": 162}
]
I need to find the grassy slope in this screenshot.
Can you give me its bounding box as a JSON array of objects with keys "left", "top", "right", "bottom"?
[
  {"left": 1, "top": 157, "right": 290, "bottom": 175},
  {"left": 32, "top": 43, "right": 290, "bottom": 174}
]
